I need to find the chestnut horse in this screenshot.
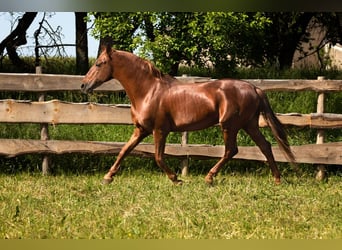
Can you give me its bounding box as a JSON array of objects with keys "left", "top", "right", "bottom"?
[{"left": 81, "top": 45, "right": 296, "bottom": 185}]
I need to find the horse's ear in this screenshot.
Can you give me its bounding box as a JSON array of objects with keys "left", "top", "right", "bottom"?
[
  {"left": 105, "top": 43, "right": 112, "bottom": 55},
  {"left": 99, "top": 44, "right": 113, "bottom": 57}
]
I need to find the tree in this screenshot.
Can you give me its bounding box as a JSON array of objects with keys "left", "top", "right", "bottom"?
[
  {"left": 0, "top": 12, "right": 37, "bottom": 71},
  {"left": 90, "top": 12, "right": 206, "bottom": 74},
  {"left": 141, "top": 12, "right": 273, "bottom": 75},
  {"left": 263, "top": 12, "right": 315, "bottom": 69},
  {"left": 75, "top": 12, "right": 89, "bottom": 75},
  {"left": 90, "top": 12, "right": 272, "bottom": 75},
  {"left": 313, "top": 12, "right": 342, "bottom": 68},
  {"left": 90, "top": 12, "right": 342, "bottom": 75},
  {"left": 1, "top": 12, "right": 91, "bottom": 74},
  {"left": 91, "top": 12, "right": 143, "bottom": 52},
  {"left": 263, "top": 12, "right": 342, "bottom": 70},
  {"left": 202, "top": 12, "right": 271, "bottom": 74},
  {"left": 142, "top": 12, "right": 207, "bottom": 75}
]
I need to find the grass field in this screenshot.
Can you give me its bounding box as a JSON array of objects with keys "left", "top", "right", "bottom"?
[{"left": 0, "top": 170, "right": 341, "bottom": 239}]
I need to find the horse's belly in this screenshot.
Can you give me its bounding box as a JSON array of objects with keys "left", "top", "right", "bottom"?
[
  {"left": 164, "top": 86, "right": 220, "bottom": 131},
  {"left": 170, "top": 111, "right": 218, "bottom": 132}
]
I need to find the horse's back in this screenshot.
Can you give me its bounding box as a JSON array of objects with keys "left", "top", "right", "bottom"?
[
  {"left": 209, "top": 78, "right": 256, "bottom": 91},
  {"left": 169, "top": 78, "right": 259, "bottom": 109}
]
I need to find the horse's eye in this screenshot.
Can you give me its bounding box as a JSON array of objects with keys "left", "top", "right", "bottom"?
[{"left": 95, "top": 60, "right": 106, "bottom": 67}]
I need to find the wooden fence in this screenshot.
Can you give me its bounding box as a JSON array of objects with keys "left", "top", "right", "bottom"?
[{"left": 0, "top": 73, "right": 341, "bottom": 176}]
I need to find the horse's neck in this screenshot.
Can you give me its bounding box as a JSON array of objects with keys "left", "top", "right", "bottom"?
[{"left": 112, "top": 51, "right": 159, "bottom": 107}]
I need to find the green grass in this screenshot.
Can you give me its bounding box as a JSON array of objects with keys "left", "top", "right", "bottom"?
[{"left": 0, "top": 171, "right": 341, "bottom": 239}]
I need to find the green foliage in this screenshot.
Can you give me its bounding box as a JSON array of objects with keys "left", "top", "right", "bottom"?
[
  {"left": 89, "top": 12, "right": 273, "bottom": 75},
  {"left": 90, "top": 12, "right": 145, "bottom": 51},
  {"left": 142, "top": 13, "right": 207, "bottom": 74},
  {"left": 88, "top": 12, "right": 342, "bottom": 75},
  {"left": 203, "top": 12, "right": 271, "bottom": 72}
]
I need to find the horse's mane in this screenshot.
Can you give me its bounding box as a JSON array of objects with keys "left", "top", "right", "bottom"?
[
  {"left": 115, "top": 50, "right": 176, "bottom": 84},
  {"left": 134, "top": 54, "right": 176, "bottom": 83},
  {"left": 133, "top": 55, "right": 161, "bottom": 77}
]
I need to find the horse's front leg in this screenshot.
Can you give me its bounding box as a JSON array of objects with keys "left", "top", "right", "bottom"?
[
  {"left": 153, "top": 129, "right": 182, "bottom": 185},
  {"left": 103, "top": 126, "right": 149, "bottom": 184}
]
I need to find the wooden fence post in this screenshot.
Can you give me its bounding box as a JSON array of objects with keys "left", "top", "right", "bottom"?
[
  {"left": 36, "top": 66, "right": 50, "bottom": 175},
  {"left": 181, "top": 131, "right": 189, "bottom": 176},
  {"left": 315, "top": 76, "right": 326, "bottom": 181}
]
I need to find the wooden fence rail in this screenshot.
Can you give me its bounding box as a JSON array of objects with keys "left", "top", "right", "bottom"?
[
  {"left": 1, "top": 99, "right": 342, "bottom": 128},
  {"left": 0, "top": 73, "right": 341, "bottom": 175},
  {"left": 1, "top": 73, "right": 342, "bottom": 92},
  {"left": 0, "top": 139, "right": 341, "bottom": 165}
]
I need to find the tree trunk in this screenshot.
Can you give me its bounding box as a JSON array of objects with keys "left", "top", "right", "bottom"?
[
  {"left": 280, "top": 13, "right": 315, "bottom": 69},
  {"left": 75, "top": 12, "right": 89, "bottom": 75},
  {"left": 337, "top": 12, "right": 342, "bottom": 43},
  {"left": 0, "top": 12, "right": 37, "bottom": 71},
  {"left": 278, "top": 41, "right": 298, "bottom": 70},
  {"left": 266, "top": 13, "right": 315, "bottom": 69}
]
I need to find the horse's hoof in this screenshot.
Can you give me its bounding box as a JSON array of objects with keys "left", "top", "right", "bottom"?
[
  {"left": 204, "top": 175, "right": 214, "bottom": 186},
  {"left": 173, "top": 180, "right": 183, "bottom": 185},
  {"left": 274, "top": 178, "right": 281, "bottom": 185},
  {"left": 102, "top": 177, "right": 113, "bottom": 185},
  {"left": 173, "top": 179, "right": 183, "bottom": 186}
]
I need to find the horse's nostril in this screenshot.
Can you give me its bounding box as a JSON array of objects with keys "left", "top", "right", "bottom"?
[{"left": 81, "top": 84, "right": 85, "bottom": 89}]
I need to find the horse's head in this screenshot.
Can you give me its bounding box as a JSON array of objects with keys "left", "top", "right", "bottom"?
[{"left": 81, "top": 45, "right": 113, "bottom": 94}]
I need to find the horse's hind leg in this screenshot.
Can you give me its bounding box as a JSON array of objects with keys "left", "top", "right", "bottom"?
[
  {"left": 244, "top": 120, "right": 281, "bottom": 184},
  {"left": 103, "top": 127, "right": 149, "bottom": 184},
  {"left": 205, "top": 127, "right": 238, "bottom": 185}
]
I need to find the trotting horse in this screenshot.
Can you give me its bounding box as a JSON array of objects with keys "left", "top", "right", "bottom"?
[{"left": 81, "top": 45, "right": 296, "bottom": 185}]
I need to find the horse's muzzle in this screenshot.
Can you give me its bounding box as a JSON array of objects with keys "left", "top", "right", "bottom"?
[{"left": 80, "top": 83, "right": 92, "bottom": 94}]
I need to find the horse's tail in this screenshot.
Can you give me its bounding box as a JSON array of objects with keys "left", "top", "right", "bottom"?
[{"left": 256, "top": 88, "right": 296, "bottom": 165}]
